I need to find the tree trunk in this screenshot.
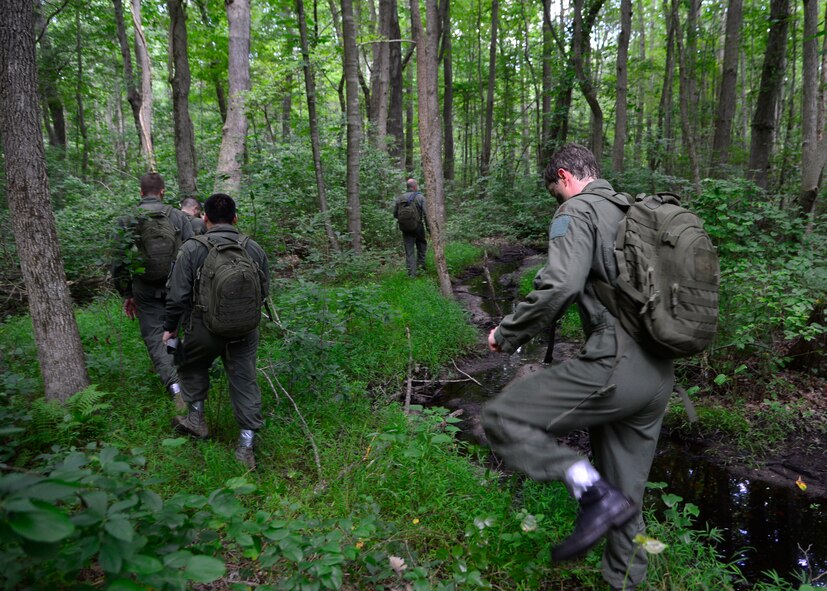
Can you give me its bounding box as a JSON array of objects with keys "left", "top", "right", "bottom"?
[
  {"left": 678, "top": 0, "right": 701, "bottom": 193},
  {"left": 297, "top": 0, "right": 340, "bottom": 253},
  {"left": 441, "top": 0, "right": 455, "bottom": 181},
  {"left": 405, "top": 50, "right": 414, "bottom": 172},
  {"left": 342, "top": 0, "right": 362, "bottom": 253},
  {"left": 747, "top": 0, "right": 789, "bottom": 190},
  {"left": 35, "top": 2, "right": 66, "bottom": 150},
  {"left": 797, "top": 0, "right": 822, "bottom": 221},
  {"left": 215, "top": 0, "right": 251, "bottom": 197},
  {"left": 281, "top": 71, "right": 293, "bottom": 140},
  {"left": 540, "top": 0, "right": 552, "bottom": 169},
  {"left": 368, "top": 0, "right": 391, "bottom": 150},
  {"left": 0, "top": 0, "right": 90, "bottom": 402},
  {"left": 113, "top": 0, "right": 144, "bottom": 150},
  {"left": 410, "top": 0, "right": 453, "bottom": 298},
  {"left": 651, "top": 0, "right": 678, "bottom": 172},
  {"left": 75, "top": 8, "right": 89, "bottom": 177},
  {"left": 611, "top": 0, "right": 631, "bottom": 173},
  {"left": 572, "top": 0, "right": 605, "bottom": 163},
  {"left": 710, "top": 0, "right": 743, "bottom": 175},
  {"left": 130, "top": 0, "right": 155, "bottom": 170},
  {"left": 387, "top": 0, "right": 404, "bottom": 169},
  {"left": 480, "top": 0, "right": 498, "bottom": 177},
  {"left": 168, "top": 0, "right": 198, "bottom": 197}
]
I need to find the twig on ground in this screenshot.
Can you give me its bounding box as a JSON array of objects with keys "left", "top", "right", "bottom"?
[
  {"left": 258, "top": 365, "right": 323, "bottom": 483},
  {"left": 452, "top": 359, "right": 482, "bottom": 386},
  {"left": 404, "top": 326, "right": 413, "bottom": 413}
]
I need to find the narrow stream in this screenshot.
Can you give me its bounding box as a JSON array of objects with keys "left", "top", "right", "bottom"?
[{"left": 435, "top": 258, "right": 827, "bottom": 588}]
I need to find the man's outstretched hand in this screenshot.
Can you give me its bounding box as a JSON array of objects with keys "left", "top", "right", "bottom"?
[{"left": 123, "top": 297, "right": 138, "bottom": 320}]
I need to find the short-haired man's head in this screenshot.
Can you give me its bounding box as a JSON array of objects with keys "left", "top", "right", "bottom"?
[
  {"left": 140, "top": 172, "right": 165, "bottom": 196},
  {"left": 543, "top": 143, "right": 600, "bottom": 187},
  {"left": 406, "top": 178, "right": 418, "bottom": 191},
  {"left": 180, "top": 197, "right": 202, "bottom": 216},
  {"left": 204, "top": 193, "right": 236, "bottom": 224}
]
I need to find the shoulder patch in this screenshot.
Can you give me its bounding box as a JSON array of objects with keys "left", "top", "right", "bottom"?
[{"left": 549, "top": 215, "right": 571, "bottom": 239}]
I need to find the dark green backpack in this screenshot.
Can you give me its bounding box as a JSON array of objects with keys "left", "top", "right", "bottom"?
[
  {"left": 193, "top": 235, "right": 262, "bottom": 338},
  {"left": 397, "top": 192, "right": 421, "bottom": 232},
  {"left": 594, "top": 192, "right": 720, "bottom": 359},
  {"left": 136, "top": 206, "right": 180, "bottom": 284}
]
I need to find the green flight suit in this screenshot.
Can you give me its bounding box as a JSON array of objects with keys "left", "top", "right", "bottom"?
[
  {"left": 163, "top": 224, "right": 270, "bottom": 432},
  {"left": 112, "top": 196, "right": 194, "bottom": 388},
  {"left": 393, "top": 191, "right": 427, "bottom": 277},
  {"left": 481, "top": 180, "right": 675, "bottom": 590}
]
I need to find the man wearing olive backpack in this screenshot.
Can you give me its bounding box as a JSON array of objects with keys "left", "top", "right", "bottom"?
[
  {"left": 162, "top": 193, "right": 270, "bottom": 470},
  {"left": 393, "top": 178, "right": 428, "bottom": 277}
]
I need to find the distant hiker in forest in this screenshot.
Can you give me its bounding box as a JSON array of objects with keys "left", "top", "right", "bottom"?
[
  {"left": 393, "top": 178, "right": 428, "bottom": 277},
  {"left": 162, "top": 193, "right": 270, "bottom": 470},
  {"left": 180, "top": 196, "right": 205, "bottom": 235},
  {"left": 481, "top": 144, "right": 675, "bottom": 591},
  {"left": 112, "top": 172, "right": 193, "bottom": 409}
]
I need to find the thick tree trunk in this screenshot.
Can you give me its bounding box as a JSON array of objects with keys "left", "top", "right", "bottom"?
[
  {"left": 297, "top": 0, "right": 340, "bottom": 253},
  {"left": 0, "top": 0, "right": 90, "bottom": 402},
  {"left": 168, "top": 0, "right": 198, "bottom": 197},
  {"left": 215, "top": 0, "right": 251, "bottom": 197},
  {"left": 130, "top": 0, "right": 155, "bottom": 170},
  {"left": 411, "top": 0, "right": 452, "bottom": 298},
  {"left": 747, "top": 0, "right": 789, "bottom": 190},
  {"left": 341, "top": 0, "right": 362, "bottom": 253},
  {"left": 368, "top": 0, "right": 391, "bottom": 150},
  {"left": 441, "top": 0, "right": 455, "bottom": 181},
  {"left": 611, "top": 0, "right": 631, "bottom": 173},
  {"left": 387, "top": 0, "right": 404, "bottom": 169},
  {"left": 710, "top": 0, "right": 743, "bottom": 175},
  {"left": 798, "top": 0, "right": 823, "bottom": 222},
  {"left": 405, "top": 54, "right": 414, "bottom": 172},
  {"left": 480, "top": 0, "right": 498, "bottom": 177}
]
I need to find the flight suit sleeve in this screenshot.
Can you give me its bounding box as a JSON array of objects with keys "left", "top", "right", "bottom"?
[
  {"left": 256, "top": 246, "right": 270, "bottom": 300},
  {"left": 164, "top": 243, "right": 197, "bottom": 332},
  {"left": 493, "top": 208, "right": 595, "bottom": 354},
  {"left": 417, "top": 193, "right": 428, "bottom": 227}
]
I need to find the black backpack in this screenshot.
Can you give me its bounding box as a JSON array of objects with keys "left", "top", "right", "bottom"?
[
  {"left": 136, "top": 206, "right": 180, "bottom": 284},
  {"left": 594, "top": 192, "right": 720, "bottom": 359},
  {"left": 193, "top": 235, "right": 262, "bottom": 338},
  {"left": 397, "top": 193, "right": 422, "bottom": 232}
]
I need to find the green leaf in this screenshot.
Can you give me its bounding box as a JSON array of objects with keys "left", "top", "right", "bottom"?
[
  {"left": 23, "top": 479, "right": 81, "bottom": 502},
  {"left": 8, "top": 500, "right": 75, "bottom": 542},
  {"left": 713, "top": 374, "right": 728, "bottom": 385},
  {"left": 184, "top": 555, "right": 226, "bottom": 583},
  {"left": 161, "top": 437, "right": 188, "bottom": 448},
  {"left": 99, "top": 538, "right": 124, "bottom": 573},
  {"left": 126, "top": 554, "right": 163, "bottom": 575},
  {"left": 105, "top": 515, "right": 134, "bottom": 542},
  {"left": 661, "top": 493, "right": 683, "bottom": 508},
  {"left": 430, "top": 433, "right": 453, "bottom": 445},
  {"left": 107, "top": 579, "right": 143, "bottom": 591}
]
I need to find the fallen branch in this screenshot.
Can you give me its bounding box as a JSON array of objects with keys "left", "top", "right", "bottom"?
[
  {"left": 404, "top": 326, "right": 413, "bottom": 413},
  {"left": 452, "top": 359, "right": 482, "bottom": 386},
  {"left": 258, "top": 366, "right": 323, "bottom": 483}
]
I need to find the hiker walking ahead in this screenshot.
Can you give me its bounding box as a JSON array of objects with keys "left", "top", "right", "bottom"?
[
  {"left": 112, "top": 172, "right": 193, "bottom": 407},
  {"left": 481, "top": 144, "right": 675, "bottom": 591},
  {"left": 162, "top": 193, "right": 270, "bottom": 470},
  {"left": 393, "top": 178, "right": 427, "bottom": 277},
  {"left": 180, "top": 196, "right": 206, "bottom": 235}
]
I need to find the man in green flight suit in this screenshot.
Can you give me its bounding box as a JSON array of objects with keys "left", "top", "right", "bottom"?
[
  {"left": 162, "top": 193, "right": 270, "bottom": 469},
  {"left": 112, "top": 172, "right": 193, "bottom": 408},
  {"left": 481, "top": 144, "right": 675, "bottom": 591},
  {"left": 393, "top": 178, "right": 428, "bottom": 277}
]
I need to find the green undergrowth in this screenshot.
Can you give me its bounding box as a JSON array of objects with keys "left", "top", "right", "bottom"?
[{"left": 0, "top": 248, "right": 779, "bottom": 590}]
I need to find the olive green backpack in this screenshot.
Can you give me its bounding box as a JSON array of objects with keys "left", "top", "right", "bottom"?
[
  {"left": 136, "top": 206, "right": 180, "bottom": 284},
  {"left": 193, "top": 235, "right": 262, "bottom": 338},
  {"left": 594, "top": 192, "right": 720, "bottom": 359}
]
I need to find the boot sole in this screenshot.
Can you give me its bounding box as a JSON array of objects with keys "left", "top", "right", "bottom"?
[{"left": 551, "top": 502, "right": 638, "bottom": 562}]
